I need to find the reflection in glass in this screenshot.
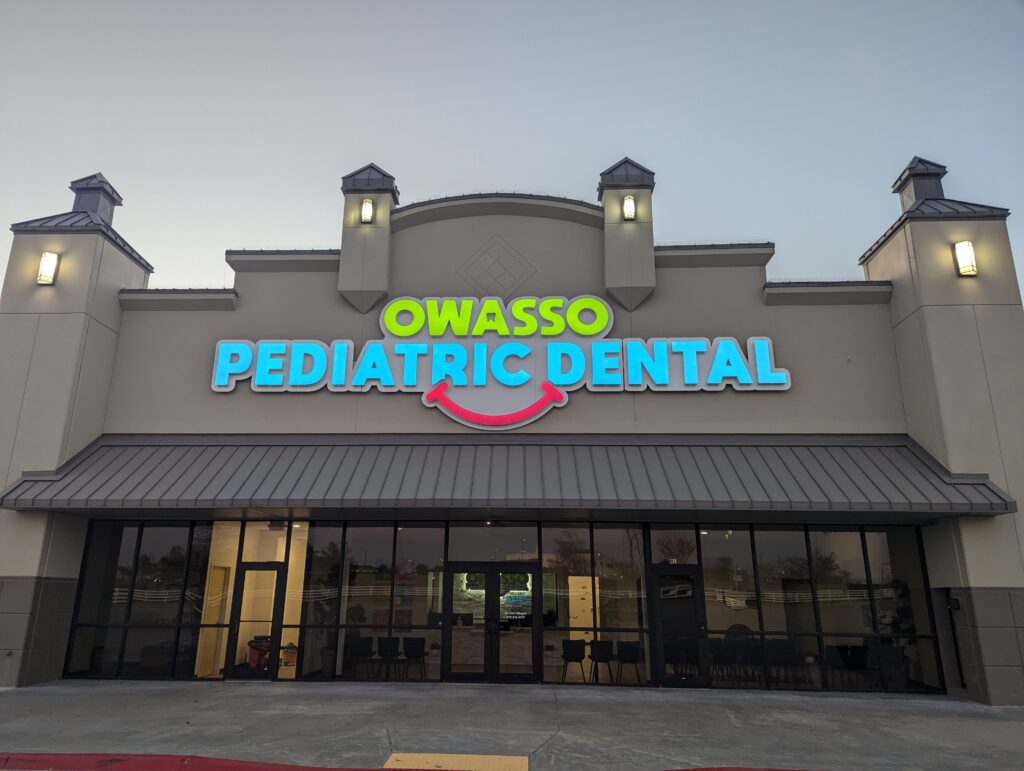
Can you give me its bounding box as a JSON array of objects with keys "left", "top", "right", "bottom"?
[
  {"left": 67, "top": 626, "right": 123, "bottom": 677},
  {"left": 700, "top": 527, "right": 760, "bottom": 633},
  {"left": 129, "top": 527, "right": 188, "bottom": 624},
  {"left": 755, "top": 530, "right": 814, "bottom": 633},
  {"left": 448, "top": 524, "right": 537, "bottom": 562},
  {"left": 343, "top": 527, "right": 394, "bottom": 627},
  {"left": 292, "top": 627, "right": 335, "bottom": 680},
  {"left": 283, "top": 524, "right": 310, "bottom": 625},
  {"left": 76, "top": 523, "right": 138, "bottom": 625},
  {"left": 764, "top": 634, "right": 820, "bottom": 690},
  {"left": 708, "top": 632, "right": 762, "bottom": 689},
  {"left": 593, "top": 526, "right": 645, "bottom": 629},
  {"left": 597, "top": 631, "right": 648, "bottom": 685},
  {"left": 181, "top": 525, "right": 211, "bottom": 625},
  {"left": 656, "top": 573, "right": 701, "bottom": 686},
  {"left": 650, "top": 526, "right": 697, "bottom": 565},
  {"left": 865, "top": 528, "right": 932, "bottom": 636},
  {"left": 822, "top": 635, "right": 876, "bottom": 691},
  {"left": 242, "top": 521, "right": 288, "bottom": 562},
  {"left": 174, "top": 627, "right": 199, "bottom": 679},
  {"left": 498, "top": 570, "right": 533, "bottom": 675},
  {"left": 121, "top": 627, "right": 176, "bottom": 678},
  {"left": 808, "top": 530, "right": 872, "bottom": 634},
  {"left": 450, "top": 571, "right": 487, "bottom": 675},
  {"left": 541, "top": 526, "right": 592, "bottom": 629},
  {"left": 393, "top": 527, "right": 445, "bottom": 626}
]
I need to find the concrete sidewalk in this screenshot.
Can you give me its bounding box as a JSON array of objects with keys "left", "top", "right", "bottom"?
[{"left": 1, "top": 681, "right": 1022, "bottom": 770}]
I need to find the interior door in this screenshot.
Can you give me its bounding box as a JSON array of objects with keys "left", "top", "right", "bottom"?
[
  {"left": 652, "top": 565, "right": 710, "bottom": 687},
  {"left": 226, "top": 565, "right": 286, "bottom": 680},
  {"left": 444, "top": 562, "right": 540, "bottom": 682}
]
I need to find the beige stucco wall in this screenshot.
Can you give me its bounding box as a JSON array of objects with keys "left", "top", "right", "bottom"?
[{"left": 103, "top": 213, "right": 905, "bottom": 436}]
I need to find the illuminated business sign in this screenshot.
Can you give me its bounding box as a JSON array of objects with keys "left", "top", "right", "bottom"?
[{"left": 211, "top": 295, "right": 790, "bottom": 430}]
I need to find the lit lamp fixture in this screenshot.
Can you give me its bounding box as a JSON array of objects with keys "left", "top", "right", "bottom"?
[
  {"left": 622, "top": 194, "right": 636, "bottom": 221},
  {"left": 953, "top": 240, "right": 978, "bottom": 277},
  {"left": 360, "top": 197, "right": 374, "bottom": 224},
  {"left": 37, "top": 251, "right": 60, "bottom": 285}
]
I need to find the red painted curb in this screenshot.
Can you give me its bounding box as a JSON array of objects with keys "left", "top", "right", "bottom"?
[{"left": 0, "top": 753, "right": 377, "bottom": 771}]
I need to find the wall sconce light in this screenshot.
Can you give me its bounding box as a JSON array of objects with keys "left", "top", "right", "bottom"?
[
  {"left": 360, "top": 198, "right": 374, "bottom": 224},
  {"left": 622, "top": 194, "right": 636, "bottom": 221},
  {"left": 953, "top": 240, "right": 978, "bottom": 277},
  {"left": 37, "top": 251, "right": 60, "bottom": 285}
]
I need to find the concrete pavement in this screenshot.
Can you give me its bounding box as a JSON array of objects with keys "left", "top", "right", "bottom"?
[{"left": 1, "top": 681, "right": 1023, "bottom": 770}]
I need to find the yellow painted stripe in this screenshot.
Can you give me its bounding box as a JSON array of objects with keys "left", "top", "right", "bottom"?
[{"left": 384, "top": 752, "right": 529, "bottom": 770}]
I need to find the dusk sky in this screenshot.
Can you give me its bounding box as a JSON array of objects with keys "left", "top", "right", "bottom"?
[{"left": 1, "top": 0, "right": 1022, "bottom": 290}]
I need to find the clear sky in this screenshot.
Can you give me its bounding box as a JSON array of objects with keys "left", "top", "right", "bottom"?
[{"left": 1, "top": 0, "right": 1022, "bottom": 289}]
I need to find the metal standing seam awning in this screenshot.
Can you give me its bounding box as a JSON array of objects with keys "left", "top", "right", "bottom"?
[{"left": 0, "top": 434, "right": 1014, "bottom": 519}]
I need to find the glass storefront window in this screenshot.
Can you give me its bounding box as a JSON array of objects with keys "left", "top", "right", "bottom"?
[
  {"left": 67, "top": 626, "right": 123, "bottom": 677},
  {"left": 864, "top": 528, "right": 933, "bottom": 636},
  {"left": 391, "top": 628, "right": 442, "bottom": 681},
  {"left": 292, "top": 524, "right": 342, "bottom": 627},
  {"left": 708, "top": 631, "right": 763, "bottom": 689},
  {"left": 754, "top": 529, "right": 815, "bottom": 634},
  {"left": 593, "top": 526, "right": 645, "bottom": 629},
  {"left": 242, "top": 521, "right": 288, "bottom": 562},
  {"left": 541, "top": 525, "right": 593, "bottom": 629},
  {"left": 199, "top": 522, "right": 240, "bottom": 625},
  {"left": 764, "top": 634, "right": 820, "bottom": 690},
  {"left": 343, "top": 526, "right": 394, "bottom": 627},
  {"left": 393, "top": 526, "right": 445, "bottom": 627},
  {"left": 129, "top": 526, "right": 189, "bottom": 625},
  {"left": 650, "top": 525, "right": 697, "bottom": 565},
  {"left": 181, "top": 525, "right": 212, "bottom": 625},
  {"left": 448, "top": 524, "right": 537, "bottom": 562},
  {"left": 76, "top": 522, "right": 138, "bottom": 626},
  {"left": 283, "top": 524, "right": 310, "bottom": 626},
  {"left": 808, "top": 530, "right": 872, "bottom": 634},
  {"left": 121, "top": 627, "right": 176, "bottom": 678},
  {"left": 700, "top": 526, "right": 760, "bottom": 633}
]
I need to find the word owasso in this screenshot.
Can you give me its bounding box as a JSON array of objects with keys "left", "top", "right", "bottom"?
[{"left": 212, "top": 296, "right": 791, "bottom": 394}]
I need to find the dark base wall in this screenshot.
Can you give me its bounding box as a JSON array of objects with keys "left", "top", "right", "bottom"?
[
  {"left": 944, "top": 587, "right": 1024, "bottom": 705},
  {"left": 0, "top": 577, "right": 77, "bottom": 687}
]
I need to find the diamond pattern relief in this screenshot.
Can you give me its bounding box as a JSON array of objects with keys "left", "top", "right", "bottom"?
[{"left": 458, "top": 235, "right": 535, "bottom": 298}]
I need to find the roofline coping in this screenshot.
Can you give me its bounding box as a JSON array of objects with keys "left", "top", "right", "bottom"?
[
  {"left": 859, "top": 205, "right": 1010, "bottom": 265},
  {"left": 10, "top": 219, "right": 153, "bottom": 273},
  {"left": 226, "top": 251, "right": 340, "bottom": 273},
  {"left": 763, "top": 281, "right": 893, "bottom": 306},
  {"left": 392, "top": 193, "right": 604, "bottom": 232},
  {"left": 119, "top": 288, "right": 238, "bottom": 311},
  {"left": 655, "top": 243, "right": 775, "bottom": 268}
]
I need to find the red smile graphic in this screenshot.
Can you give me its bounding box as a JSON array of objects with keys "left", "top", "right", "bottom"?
[{"left": 424, "top": 380, "right": 567, "bottom": 428}]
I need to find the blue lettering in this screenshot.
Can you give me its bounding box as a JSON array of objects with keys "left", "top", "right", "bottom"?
[
  {"left": 751, "top": 338, "right": 789, "bottom": 387},
  {"left": 431, "top": 343, "right": 468, "bottom": 385},
  {"left": 288, "top": 342, "right": 327, "bottom": 388},
  {"left": 394, "top": 343, "right": 427, "bottom": 387},
  {"left": 707, "top": 339, "right": 753, "bottom": 386},
  {"left": 591, "top": 340, "right": 622, "bottom": 387},
  {"left": 212, "top": 341, "right": 253, "bottom": 390},
  {"left": 547, "top": 342, "right": 586, "bottom": 386},
  {"left": 670, "top": 339, "right": 708, "bottom": 386},
  {"left": 626, "top": 340, "right": 669, "bottom": 386},
  {"left": 351, "top": 342, "right": 395, "bottom": 387},
  {"left": 491, "top": 342, "right": 530, "bottom": 386},
  {"left": 253, "top": 342, "right": 287, "bottom": 388}
]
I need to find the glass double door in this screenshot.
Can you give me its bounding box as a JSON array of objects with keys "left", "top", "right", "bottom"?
[
  {"left": 651, "top": 565, "right": 710, "bottom": 687},
  {"left": 443, "top": 562, "right": 541, "bottom": 682},
  {"left": 225, "top": 564, "right": 287, "bottom": 679}
]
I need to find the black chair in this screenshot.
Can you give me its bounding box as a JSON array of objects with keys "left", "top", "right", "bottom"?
[
  {"left": 588, "top": 639, "right": 615, "bottom": 683},
  {"left": 346, "top": 635, "right": 374, "bottom": 679},
  {"left": 376, "top": 636, "right": 401, "bottom": 679},
  {"left": 824, "top": 645, "right": 848, "bottom": 689},
  {"left": 560, "top": 639, "right": 587, "bottom": 682},
  {"left": 401, "top": 636, "right": 427, "bottom": 681},
  {"left": 616, "top": 640, "right": 643, "bottom": 684}
]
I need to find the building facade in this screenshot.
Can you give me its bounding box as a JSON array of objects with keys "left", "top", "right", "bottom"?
[{"left": 1, "top": 158, "right": 1022, "bottom": 703}]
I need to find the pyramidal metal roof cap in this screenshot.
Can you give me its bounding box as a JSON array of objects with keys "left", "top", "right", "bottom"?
[
  {"left": 69, "top": 172, "right": 123, "bottom": 205},
  {"left": 598, "top": 157, "right": 656, "bottom": 199},
  {"left": 341, "top": 163, "right": 399, "bottom": 204},
  {"left": 892, "top": 156, "right": 947, "bottom": 192}
]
